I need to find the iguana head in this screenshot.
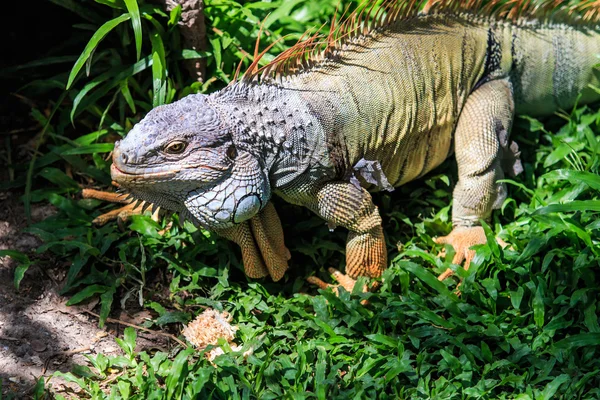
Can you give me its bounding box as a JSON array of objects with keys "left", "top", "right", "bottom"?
[{"left": 111, "top": 93, "right": 270, "bottom": 230}]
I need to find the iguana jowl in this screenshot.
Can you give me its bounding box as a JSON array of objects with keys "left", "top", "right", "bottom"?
[{"left": 106, "top": 0, "right": 600, "bottom": 288}]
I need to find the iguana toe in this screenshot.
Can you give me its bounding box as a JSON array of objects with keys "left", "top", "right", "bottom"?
[
  {"left": 434, "top": 226, "right": 486, "bottom": 280},
  {"left": 306, "top": 267, "right": 369, "bottom": 295},
  {"left": 82, "top": 189, "right": 160, "bottom": 226},
  {"left": 434, "top": 226, "right": 510, "bottom": 281}
]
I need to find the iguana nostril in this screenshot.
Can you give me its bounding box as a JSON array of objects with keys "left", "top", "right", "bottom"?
[{"left": 121, "top": 153, "right": 128, "bottom": 163}]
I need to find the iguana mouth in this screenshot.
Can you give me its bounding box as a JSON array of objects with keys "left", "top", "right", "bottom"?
[{"left": 111, "top": 164, "right": 179, "bottom": 183}]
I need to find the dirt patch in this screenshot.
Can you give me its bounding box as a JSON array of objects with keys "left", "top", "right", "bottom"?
[{"left": 0, "top": 194, "right": 172, "bottom": 398}]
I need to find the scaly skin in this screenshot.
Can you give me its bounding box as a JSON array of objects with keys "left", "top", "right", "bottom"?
[{"left": 102, "top": 6, "right": 600, "bottom": 288}]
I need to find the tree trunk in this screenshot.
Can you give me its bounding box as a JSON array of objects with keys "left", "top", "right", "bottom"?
[{"left": 159, "top": 0, "right": 207, "bottom": 83}]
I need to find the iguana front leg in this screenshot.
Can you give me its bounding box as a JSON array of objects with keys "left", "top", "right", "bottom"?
[
  {"left": 83, "top": 189, "right": 290, "bottom": 281},
  {"left": 82, "top": 189, "right": 160, "bottom": 226},
  {"left": 304, "top": 181, "right": 387, "bottom": 291},
  {"left": 437, "top": 77, "right": 514, "bottom": 279},
  {"left": 216, "top": 202, "right": 290, "bottom": 281}
]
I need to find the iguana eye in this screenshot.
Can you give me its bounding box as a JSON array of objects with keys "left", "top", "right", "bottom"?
[
  {"left": 226, "top": 145, "right": 237, "bottom": 159},
  {"left": 164, "top": 141, "right": 187, "bottom": 154}
]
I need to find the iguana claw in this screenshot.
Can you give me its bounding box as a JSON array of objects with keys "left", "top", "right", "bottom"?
[
  {"left": 435, "top": 226, "right": 509, "bottom": 281},
  {"left": 307, "top": 268, "right": 378, "bottom": 306},
  {"left": 82, "top": 188, "right": 160, "bottom": 226},
  {"left": 307, "top": 267, "right": 365, "bottom": 294}
]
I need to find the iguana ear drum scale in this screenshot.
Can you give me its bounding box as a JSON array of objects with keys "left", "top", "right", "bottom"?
[{"left": 89, "top": 0, "right": 600, "bottom": 290}]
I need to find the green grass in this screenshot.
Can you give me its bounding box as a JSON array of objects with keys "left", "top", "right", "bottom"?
[{"left": 4, "top": 0, "right": 600, "bottom": 398}]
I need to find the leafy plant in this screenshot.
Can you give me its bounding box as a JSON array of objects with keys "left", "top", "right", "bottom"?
[{"left": 4, "top": 0, "right": 600, "bottom": 398}]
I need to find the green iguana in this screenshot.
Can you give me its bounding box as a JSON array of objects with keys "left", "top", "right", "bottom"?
[{"left": 86, "top": 0, "right": 600, "bottom": 291}]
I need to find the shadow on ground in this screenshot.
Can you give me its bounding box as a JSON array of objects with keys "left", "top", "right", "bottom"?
[{"left": 0, "top": 197, "right": 171, "bottom": 398}]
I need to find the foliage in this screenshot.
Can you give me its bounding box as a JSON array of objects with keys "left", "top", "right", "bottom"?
[{"left": 4, "top": 0, "right": 600, "bottom": 398}]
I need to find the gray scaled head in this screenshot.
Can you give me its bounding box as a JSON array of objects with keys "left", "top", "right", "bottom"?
[{"left": 111, "top": 93, "right": 270, "bottom": 230}]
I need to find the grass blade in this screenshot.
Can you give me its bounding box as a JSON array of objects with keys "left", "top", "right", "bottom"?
[
  {"left": 60, "top": 143, "right": 115, "bottom": 155},
  {"left": 123, "top": 0, "right": 142, "bottom": 60},
  {"left": 70, "top": 55, "right": 153, "bottom": 120},
  {"left": 543, "top": 169, "right": 600, "bottom": 191},
  {"left": 398, "top": 260, "right": 458, "bottom": 300},
  {"left": 24, "top": 91, "right": 68, "bottom": 223},
  {"left": 554, "top": 333, "right": 600, "bottom": 349},
  {"left": 533, "top": 201, "right": 600, "bottom": 215},
  {"left": 150, "top": 32, "right": 167, "bottom": 107},
  {"left": 66, "top": 13, "right": 131, "bottom": 89}
]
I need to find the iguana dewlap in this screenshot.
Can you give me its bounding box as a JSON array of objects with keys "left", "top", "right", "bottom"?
[{"left": 108, "top": 1, "right": 600, "bottom": 285}]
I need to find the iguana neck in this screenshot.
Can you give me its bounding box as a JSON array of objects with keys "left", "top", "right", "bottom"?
[{"left": 209, "top": 83, "right": 333, "bottom": 189}]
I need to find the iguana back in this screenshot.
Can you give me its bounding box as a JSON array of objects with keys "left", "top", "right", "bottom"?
[{"left": 280, "top": 13, "right": 600, "bottom": 188}]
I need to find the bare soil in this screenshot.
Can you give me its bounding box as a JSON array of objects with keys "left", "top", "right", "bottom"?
[{"left": 0, "top": 193, "right": 170, "bottom": 398}]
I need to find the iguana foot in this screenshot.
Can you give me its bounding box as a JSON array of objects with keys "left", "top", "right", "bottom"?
[
  {"left": 307, "top": 267, "right": 364, "bottom": 294},
  {"left": 434, "top": 226, "right": 485, "bottom": 280},
  {"left": 307, "top": 268, "right": 379, "bottom": 306},
  {"left": 435, "top": 226, "right": 510, "bottom": 281},
  {"left": 82, "top": 189, "right": 160, "bottom": 226}
]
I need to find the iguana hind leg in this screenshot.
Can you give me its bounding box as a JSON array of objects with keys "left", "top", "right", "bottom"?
[
  {"left": 305, "top": 181, "right": 387, "bottom": 292},
  {"left": 436, "top": 78, "right": 514, "bottom": 280}
]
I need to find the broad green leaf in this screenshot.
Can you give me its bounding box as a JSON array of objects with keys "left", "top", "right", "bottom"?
[
  {"left": 0, "top": 250, "right": 32, "bottom": 291},
  {"left": 129, "top": 215, "right": 162, "bottom": 238},
  {"left": 481, "top": 220, "right": 500, "bottom": 258},
  {"left": 315, "top": 347, "right": 327, "bottom": 400},
  {"left": 366, "top": 334, "right": 399, "bottom": 349},
  {"left": 150, "top": 32, "right": 167, "bottom": 107},
  {"left": 120, "top": 79, "right": 136, "bottom": 113},
  {"left": 38, "top": 167, "right": 80, "bottom": 189},
  {"left": 510, "top": 286, "right": 524, "bottom": 309},
  {"left": 66, "top": 284, "right": 109, "bottom": 305},
  {"left": 543, "top": 169, "right": 600, "bottom": 191},
  {"left": 533, "top": 200, "right": 600, "bottom": 214},
  {"left": 166, "top": 348, "right": 194, "bottom": 398},
  {"left": 74, "top": 129, "right": 110, "bottom": 145},
  {"left": 70, "top": 55, "right": 152, "bottom": 120},
  {"left": 544, "top": 142, "right": 573, "bottom": 168},
  {"left": 584, "top": 303, "right": 600, "bottom": 333},
  {"left": 399, "top": 260, "right": 458, "bottom": 300},
  {"left": 66, "top": 13, "right": 131, "bottom": 89},
  {"left": 14, "top": 264, "right": 31, "bottom": 292},
  {"left": 533, "top": 284, "right": 545, "bottom": 328},
  {"left": 537, "top": 374, "right": 569, "bottom": 400},
  {"left": 60, "top": 143, "right": 114, "bottom": 155},
  {"left": 124, "top": 327, "right": 137, "bottom": 354},
  {"left": 155, "top": 311, "right": 189, "bottom": 326},
  {"left": 168, "top": 4, "right": 182, "bottom": 26},
  {"left": 32, "top": 376, "right": 45, "bottom": 400},
  {"left": 99, "top": 286, "right": 117, "bottom": 328},
  {"left": 51, "top": 372, "right": 87, "bottom": 389},
  {"left": 0, "top": 249, "right": 30, "bottom": 264},
  {"left": 179, "top": 49, "right": 212, "bottom": 59},
  {"left": 118, "top": 380, "right": 131, "bottom": 399},
  {"left": 554, "top": 333, "right": 600, "bottom": 349}
]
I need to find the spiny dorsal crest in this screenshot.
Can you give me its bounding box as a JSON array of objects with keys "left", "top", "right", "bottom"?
[{"left": 238, "top": 0, "right": 600, "bottom": 84}]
